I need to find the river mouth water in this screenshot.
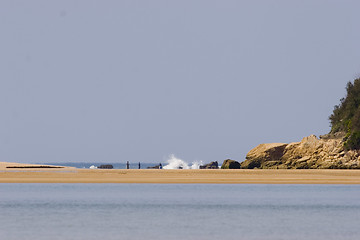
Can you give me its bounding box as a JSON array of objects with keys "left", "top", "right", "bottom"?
[{"left": 1, "top": 184, "right": 360, "bottom": 240}]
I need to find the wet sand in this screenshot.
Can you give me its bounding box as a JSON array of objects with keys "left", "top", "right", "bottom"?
[{"left": 1, "top": 162, "right": 360, "bottom": 184}]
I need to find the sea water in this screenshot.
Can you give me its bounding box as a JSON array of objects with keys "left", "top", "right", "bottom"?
[
  {"left": 1, "top": 184, "right": 360, "bottom": 240},
  {"left": 44, "top": 155, "right": 205, "bottom": 169},
  {"left": 43, "top": 162, "right": 162, "bottom": 169}
]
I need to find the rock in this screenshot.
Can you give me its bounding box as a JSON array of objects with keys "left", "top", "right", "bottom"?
[
  {"left": 241, "top": 134, "right": 360, "bottom": 169},
  {"left": 147, "top": 164, "right": 162, "bottom": 169},
  {"left": 97, "top": 164, "right": 113, "bottom": 169},
  {"left": 199, "top": 161, "right": 218, "bottom": 169},
  {"left": 221, "top": 159, "right": 241, "bottom": 169},
  {"left": 241, "top": 143, "right": 287, "bottom": 169}
]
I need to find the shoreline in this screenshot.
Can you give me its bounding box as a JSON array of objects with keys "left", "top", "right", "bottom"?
[{"left": 1, "top": 162, "right": 360, "bottom": 184}]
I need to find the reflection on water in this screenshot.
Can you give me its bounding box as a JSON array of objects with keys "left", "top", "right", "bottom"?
[{"left": 0, "top": 184, "right": 360, "bottom": 240}]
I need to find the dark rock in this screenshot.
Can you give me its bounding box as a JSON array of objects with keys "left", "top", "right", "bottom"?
[
  {"left": 221, "top": 159, "right": 241, "bottom": 169},
  {"left": 97, "top": 164, "right": 113, "bottom": 169},
  {"left": 199, "top": 161, "right": 218, "bottom": 169},
  {"left": 147, "top": 164, "right": 161, "bottom": 169}
]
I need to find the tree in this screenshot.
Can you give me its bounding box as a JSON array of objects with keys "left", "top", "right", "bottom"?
[{"left": 329, "top": 78, "right": 360, "bottom": 150}]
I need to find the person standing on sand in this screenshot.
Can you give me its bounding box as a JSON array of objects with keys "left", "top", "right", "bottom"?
[
  {"left": 159, "top": 163, "right": 162, "bottom": 169},
  {"left": 138, "top": 162, "right": 141, "bottom": 169},
  {"left": 126, "top": 161, "right": 130, "bottom": 169}
]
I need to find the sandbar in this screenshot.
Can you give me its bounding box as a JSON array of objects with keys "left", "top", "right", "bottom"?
[{"left": 1, "top": 162, "right": 360, "bottom": 184}]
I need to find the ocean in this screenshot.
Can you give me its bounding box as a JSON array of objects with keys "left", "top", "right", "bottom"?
[
  {"left": 43, "top": 162, "right": 164, "bottom": 169},
  {"left": 42, "top": 155, "right": 207, "bottom": 169},
  {"left": 42, "top": 156, "right": 201, "bottom": 169},
  {"left": 1, "top": 184, "right": 360, "bottom": 240}
]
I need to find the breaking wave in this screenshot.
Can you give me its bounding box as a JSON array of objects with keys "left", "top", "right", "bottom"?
[{"left": 163, "top": 154, "right": 203, "bottom": 169}]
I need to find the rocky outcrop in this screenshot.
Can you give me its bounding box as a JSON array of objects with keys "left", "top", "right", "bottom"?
[
  {"left": 147, "top": 164, "right": 162, "bottom": 169},
  {"left": 221, "top": 159, "right": 241, "bottom": 169},
  {"left": 98, "top": 164, "right": 114, "bottom": 169},
  {"left": 242, "top": 134, "right": 360, "bottom": 169},
  {"left": 199, "top": 161, "right": 218, "bottom": 169},
  {"left": 242, "top": 143, "right": 287, "bottom": 169}
]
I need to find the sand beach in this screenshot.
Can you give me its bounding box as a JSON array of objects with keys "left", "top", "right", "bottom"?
[{"left": 0, "top": 161, "right": 359, "bottom": 184}]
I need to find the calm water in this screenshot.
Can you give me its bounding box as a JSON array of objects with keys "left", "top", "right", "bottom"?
[
  {"left": 43, "top": 162, "right": 161, "bottom": 169},
  {"left": 1, "top": 184, "right": 360, "bottom": 240}
]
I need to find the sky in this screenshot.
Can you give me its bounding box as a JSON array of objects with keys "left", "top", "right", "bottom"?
[{"left": 1, "top": 0, "right": 360, "bottom": 164}]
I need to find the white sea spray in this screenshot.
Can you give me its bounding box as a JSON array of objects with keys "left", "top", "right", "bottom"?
[{"left": 163, "top": 154, "right": 203, "bottom": 169}]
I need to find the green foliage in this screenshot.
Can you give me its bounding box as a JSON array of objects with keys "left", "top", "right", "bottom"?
[
  {"left": 344, "top": 131, "right": 360, "bottom": 150},
  {"left": 329, "top": 78, "right": 360, "bottom": 149}
]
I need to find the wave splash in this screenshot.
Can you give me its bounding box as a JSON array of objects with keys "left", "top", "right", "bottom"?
[{"left": 163, "top": 154, "right": 203, "bottom": 169}]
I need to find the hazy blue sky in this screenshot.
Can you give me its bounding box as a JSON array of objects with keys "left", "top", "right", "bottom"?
[{"left": 1, "top": 0, "right": 360, "bottom": 163}]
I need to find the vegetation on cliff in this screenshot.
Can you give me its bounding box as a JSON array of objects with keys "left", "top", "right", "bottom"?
[
  {"left": 329, "top": 78, "right": 360, "bottom": 150},
  {"left": 242, "top": 76, "right": 360, "bottom": 169}
]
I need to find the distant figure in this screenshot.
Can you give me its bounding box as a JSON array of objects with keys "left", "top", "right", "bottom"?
[
  {"left": 138, "top": 162, "right": 141, "bottom": 169},
  {"left": 159, "top": 163, "right": 162, "bottom": 169},
  {"left": 126, "top": 161, "right": 130, "bottom": 169}
]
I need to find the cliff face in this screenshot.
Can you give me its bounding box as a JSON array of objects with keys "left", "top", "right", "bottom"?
[{"left": 242, "top": 134, "right": 360, "bottom": 169}]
